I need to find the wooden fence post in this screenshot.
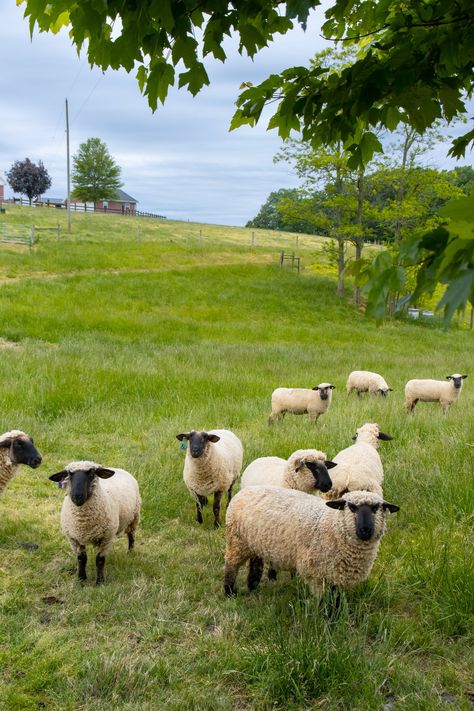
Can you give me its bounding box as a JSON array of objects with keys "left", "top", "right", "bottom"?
[
  {"left": 280, "top": 250, "right": 284, "bottom": 268},
  {"left": 30, "top": 225, "right": 35, "bottom": 247}
]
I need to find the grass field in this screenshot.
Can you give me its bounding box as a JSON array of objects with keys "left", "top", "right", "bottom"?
[{"left": 0, "top": 205, "right": 473, "bottom": 710}]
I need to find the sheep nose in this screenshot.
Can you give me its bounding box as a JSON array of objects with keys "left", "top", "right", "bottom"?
[
  {"left": 71, "top": 495, "right": 86, "bottom": 506},
  {"left": 320, "top": 481, "right": 332, "bottom": 493},
  {"left": 31, "top": 456, "right": 42, "bottom": 468},
  {"left": 357, "top": 527, "right": 373, "bottom": 541}
]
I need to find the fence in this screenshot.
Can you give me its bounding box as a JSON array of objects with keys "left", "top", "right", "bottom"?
[
  {"left": 0, "top": 223, "right": 61, "bottom": 248},
  {"left": 279, "top": 250, "right": 301, "bottom": 274},
  {"left": 8, "top": 197, "right": 166, "bottom": 220}
]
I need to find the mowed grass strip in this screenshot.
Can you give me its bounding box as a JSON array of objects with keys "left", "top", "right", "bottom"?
[{"left": 0, "top": 210, "right": 473, "bottom": 710}]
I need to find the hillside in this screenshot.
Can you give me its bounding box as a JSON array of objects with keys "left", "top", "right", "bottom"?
[{"left": 0, "top": 206, "right": 473, "bottom": 710}]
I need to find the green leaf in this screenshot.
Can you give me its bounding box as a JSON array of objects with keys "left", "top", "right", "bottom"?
[{"left": 178, "top": 62, "right": 209, "bottom": 96}]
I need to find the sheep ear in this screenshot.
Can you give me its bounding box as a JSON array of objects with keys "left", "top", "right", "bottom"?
[
  {"left": 49, "top": 470, "right": 67, "bottom": 482},
  {"left": 326, "top": 500, "right": 346, "bottom": 510},
  {"left": 294, "top": 459, "right": 303, "bottom": 471},
  {"left": 462, "top": 375, "right": 468, "bottom": 379},
  {"left": 446, "top": 375, "right": 452, "bottom": 380},
  {"left": 325, "top": 460, "right": 337, "bottom": 469},
  {"left": 176, "top": 433, "right": 190, "bottom": 441},
  {"left": 377, "top": 432, "right": 393, "bottom": 441},
  {"left": 382, "top": 502, "right": 400, "bottom": 513},
  {"left": 388, "top": 388, "right": 394, "bottom": 391},
  {"left": 207, "top": 434, "right": 220, "bottom": 443},
  {"left": 312, "top": 386, "right": 319, "bottom": 391},
  {"left": 352, "top": 434, "right": 357, "bottom": 441},
  {"left": 0, "top": 438, "right": 12, "bottom": 448},
  {"left": 330, "top": 385, "right": 336, "bottom": 389},
  {"left": 95, "top": 468, "right": 115, "bottom": 479}
]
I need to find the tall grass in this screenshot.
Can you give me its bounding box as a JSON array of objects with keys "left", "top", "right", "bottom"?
[{"left": 0, "top": 207, "right": 472, "bottom": 710}]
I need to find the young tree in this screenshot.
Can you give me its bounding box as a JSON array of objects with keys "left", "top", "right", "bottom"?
[
  {"left": 6, "top": 158, "right": 51, "bottom": 205},
  {"left": 72, "top": 138, "right": 122, "bottom": 204}
]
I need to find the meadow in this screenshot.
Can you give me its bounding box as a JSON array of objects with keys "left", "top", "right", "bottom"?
[{"left": 0, "top": 205, "right": 473, "bottom": 710}]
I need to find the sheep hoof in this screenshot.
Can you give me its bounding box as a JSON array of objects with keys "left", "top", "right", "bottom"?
[{"left": 224, "top": 584, "right": 236, "bottom": 597}]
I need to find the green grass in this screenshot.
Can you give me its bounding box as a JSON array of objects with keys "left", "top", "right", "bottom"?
[{"left": 0, "top": 206, "right": 473, "bottom": 710}]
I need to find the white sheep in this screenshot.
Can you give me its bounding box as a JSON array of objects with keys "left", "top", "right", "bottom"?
[
  {"left": 176, "top": 429, "right": 243, "bottom": 528},
  {"left": 346, "top": 370, "right": 392, "bottom": 397},
  {"left": 405, "top": 373, "right": 467, "bottom": 414},
  {"left": 241, "top": 449, "right": 336, "bottom": 495},
  {"left": 49, "top": 461, "right": 141, "bottom": 584},
  {"left": 268, "top": 383, "right": 336, "bottom": 424},
  {"left": 0, "top": 430, "right": 42, "bottom": 496},
  {"left": 322, "top": 422, "right": 393, "bottom": 500},
  {"left": 224, "top": 487, "right": 399, "bottom": 596}
]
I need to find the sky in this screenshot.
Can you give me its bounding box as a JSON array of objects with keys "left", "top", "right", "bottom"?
[{"left": 1, "top": 3, "right": 472, "bottom": 226}]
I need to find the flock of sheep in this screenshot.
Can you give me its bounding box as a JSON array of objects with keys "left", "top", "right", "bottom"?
[{"left": 1, "top": 369, "right": 467, "bottom": 593}]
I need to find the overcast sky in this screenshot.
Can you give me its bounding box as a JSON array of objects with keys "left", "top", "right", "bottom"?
[{"left": 1, "top": 4, "right": 472, "bottom": 226}]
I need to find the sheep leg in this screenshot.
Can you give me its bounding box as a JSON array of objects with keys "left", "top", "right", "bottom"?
[
  {"left": 406, "top": 398, "right": 418, "bottom": 412},
  {"left": 226, "top": 484, "right": 233, "bottom": 507},
  {"left": 247, "top": 557, "right": 264, "bottom": 591},
  {"left": 196, "top": 495, "right": 207, "bottom": 524},
  {"left": 309, "top": 412, "right": 320, "bottom": 424},
  {"left": 213, "top": 490, "right": 223, "bottom": 529},
  {"left": 267, "top": 567, "right": 278, "bottom": 581},
  {"left": 127, "top": 532, "right": 135, "bottom": 551},
  {"left": 77, "top": 548, "right": 87, "bottom": 581},
  {"left": 95, "top": 553, "right": 106, "bottom": 585},
  {"left": 224, "top": 534, "right": 249, "bottom": 597}
]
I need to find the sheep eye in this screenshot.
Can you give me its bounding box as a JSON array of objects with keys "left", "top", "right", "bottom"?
[
  {"left": 371, "top": 505, "right": 379, "bottom": 513},
  {"left": 348, "top": 503, "right": 358, "bottom": 513}
]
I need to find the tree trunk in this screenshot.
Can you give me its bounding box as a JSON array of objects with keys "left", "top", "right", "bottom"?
[
  {"left": 354, "top": 240, "right": 362, "bottom": 305},
  {"left": 337, "top": 238, "right": 345, "bottom": 296}
]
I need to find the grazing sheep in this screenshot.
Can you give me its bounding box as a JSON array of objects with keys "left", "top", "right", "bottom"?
[
  {"left": 0, "top": 430, "right": 42, "bottom": 496},
  {"left": 224, "top": 487, "right": 399, "bottom": 596},
  {"left": 49, "top": 461, "right": 141, "bottom": 584},
  {"left": 346, "top": 370, "right": 392, "bottom": 397},
  {"left": 176, "top": 429, "right": 243, "bottom": 528},
  {"left": 322, "top": 422, "right": 393, "bottom": 500},
  {"left": 241, "top": 449, "right": 336, "bottom": 495},
  {"left": 405, "top": 374, "right": 467, "bottom": 414},
  {"left": 268, "top": 383, "right": 336, "bottom": 424}
]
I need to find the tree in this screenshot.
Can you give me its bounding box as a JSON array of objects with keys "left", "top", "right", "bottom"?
[
  {"left": 6, "top": 158, "right": 51, "bottom": 205},
  {"left": 21, "top": 0, "right": 473, "bottom": 163},
  {"left": 246, "top": 189, "right": 317, "bottom": 233},
  {"left": 72, "top": 138, "right": 122, "bottom": 204}
]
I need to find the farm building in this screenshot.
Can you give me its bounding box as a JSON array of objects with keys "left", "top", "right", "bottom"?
[{"left": 95, "top": 189, "right": 138, "bottom": 215}]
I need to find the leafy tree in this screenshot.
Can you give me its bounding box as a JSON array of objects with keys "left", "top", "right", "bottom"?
[
  {"left": 6, "top": 158, "right": 51, "bottom": 205},
  {"left": 449, "top": 166, "right": 474, "bottom": 195},
  {"left": 72, "top": 137, "right": 122, "bottom": 204},
  {"left": 246, "top": 189, "right": 317, "bottom": 233},
  {"left": 21, "top": 0, "right": 473, "bottom": 163}
]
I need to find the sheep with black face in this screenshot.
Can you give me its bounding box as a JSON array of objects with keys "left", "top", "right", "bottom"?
[
  {"left": 241, "top": 449, "right": 336, "bottom": 495},
  {"left": 405, "top": 373, "right": 467, "bottom": 414},
  {"left": 268, "top": 383, "right": 336, "bottom": 424},
  {"left": 176, "top": 429, "right": 243, "bottom": 528},
  {"left": 224, "top": 488, "right": 399, "bottom": 596},
  {"left": 49, "top": 461, "right": 141, "bottom": 584},
  {"left": 0, "top": 430, "right": 42, "bottom": 496}
]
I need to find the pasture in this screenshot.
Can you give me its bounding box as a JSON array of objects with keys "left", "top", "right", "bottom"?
[{"left": 0, "top": 205, "right": 473, "bottom": 710}]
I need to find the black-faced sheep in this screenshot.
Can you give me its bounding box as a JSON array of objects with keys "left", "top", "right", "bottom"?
[
  {"left": 268, "top": 383, "right": 336, "bottom": 424},
  {"left": 0, "top": 430, "right": 42, "bottom": 495},
  {"left": 405, "top": 374, "right": 467, "bottom": 414},
  {"left": 49, "top": 460, "right": 141, "bottom": 584}
]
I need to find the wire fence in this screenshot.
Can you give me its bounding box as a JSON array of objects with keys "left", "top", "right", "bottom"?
[{"left": 5, "top": 197, "right": 166, "bottom": 220}]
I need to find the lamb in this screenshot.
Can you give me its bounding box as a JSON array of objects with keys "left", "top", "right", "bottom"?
[
  {"left": 49, "top": 461, "right": 141, "bottom": 584},
  {"left": 346, "top": 370, "right": 392, "bottom": 397},
  {"left": 268, "top": 383, "right": 336, "bottom": 424},
  {"left": 405, "top": 374, "right": 467, "bottom": 414},
  {"left": 322, "top": 422, "right": 393, "bottom": 500},
  {"left": 0, "top": 430, "right": 42, "bottom": 495},
  {"left": 241, "top": 449, "right": 336, "bottom": 495},
  {"left": 224, "top": 487, "right": 399, "bottom": 596},
  {"left": 176, "top": 429, "right": 243, "bottom": 528}
]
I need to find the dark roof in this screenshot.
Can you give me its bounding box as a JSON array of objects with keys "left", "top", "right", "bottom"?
[{"left": 114, "top": 189, "right": 138, "bottom": 203}]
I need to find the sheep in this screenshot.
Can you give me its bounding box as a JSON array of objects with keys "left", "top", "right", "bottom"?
[
  {"left": 346, "top": 370, "right": 392, "bottom": 397},
  {"left": 405, "top": 373, "right": 467, "bottom": 414},
  {"left": 224, "top": 487, "right": 399, "bottom": 596},
  {"left": 268, "top": 383, "right": 336, "bottom": 424},
  {"left": 176, "top": 429, "right": 243, "bottom": 528},
  {"left": 322, "top": 422, "right": 393, "bottom": 500},
  {"left": 241, "top": 449, "right": 336, "bottom": 495},
  {"left": 0, "top": 430, "right": 42, "bottom": 496},
  {"left": 49, "top": 461, "right": 141, "bottom": 585}
]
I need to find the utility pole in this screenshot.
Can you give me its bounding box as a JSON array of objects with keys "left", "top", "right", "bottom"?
[{"left": 65, "top": 98, "right": 71, "bottom": 235}]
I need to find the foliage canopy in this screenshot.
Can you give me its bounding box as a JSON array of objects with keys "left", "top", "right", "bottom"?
[
  {"left": 6, "top": 157, "right": 52, "bottom": 204},
  {"left": 72, "top": 137, "right": 122, "bottom": 203},
  {"left": 20, "top": 0, "right": 474, "bottom": 164}
]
